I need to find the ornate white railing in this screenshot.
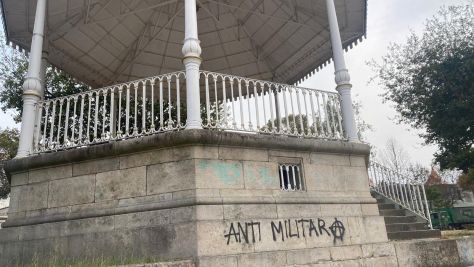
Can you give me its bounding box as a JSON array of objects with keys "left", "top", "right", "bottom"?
[
  {"left": 33, "top": 71, "right": 186, "bottom": 153},
  {"left": 200, "top": 71, "right": 344, "bottom": 139},
  {"left": 368, "top": 162, "right": 433, "bottom": 229},
  {"left": 33, "top": 70, "right": 344, "bottom": 153}
]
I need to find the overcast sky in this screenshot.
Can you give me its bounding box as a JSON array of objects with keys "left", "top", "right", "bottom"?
[
  {"left": 0, "top": 0, "right": 470, "bottom": 170},
  {"left": 302, "top": 0, "right": 470, "bottom": 168}
]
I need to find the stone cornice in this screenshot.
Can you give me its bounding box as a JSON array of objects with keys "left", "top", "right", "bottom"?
[{"left": 5, "top": 130, "right": 370, "bottom": 179}]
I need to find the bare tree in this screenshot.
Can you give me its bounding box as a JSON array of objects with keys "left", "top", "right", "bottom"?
[
  {"left": 407, "top": 163, "right": 430, "bottom": 183},
  {"left": 378, "top": 138, "right": 411, "bottom": 175}
]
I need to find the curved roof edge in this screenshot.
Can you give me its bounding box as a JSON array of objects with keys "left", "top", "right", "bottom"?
[{"left": 0, "top": 0, "right": 368, "bottom": 88}]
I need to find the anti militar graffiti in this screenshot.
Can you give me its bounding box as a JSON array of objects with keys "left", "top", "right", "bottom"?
[{"left": 224, "top": 217, "right": 345, "bottom": 245}]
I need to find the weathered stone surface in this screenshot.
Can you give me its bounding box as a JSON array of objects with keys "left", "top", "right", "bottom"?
[
  {"left": 196, "top": 205, "right": 224, "bottom": 221},
  {"left": 457, "top": 237, "right": 474, "bottom": 265},
  {"left": 119, "top": 146, "right": 219, "bottom": 169},
  {"left": 243, "top": 161, "right": 279, "bottom": 190},
  {"left": 346, "top": 166, "right": 371, "bottom": 192},
  {"left": 331, "top": 166, "right": 351, "bottom": 192},
  {"left": 361, "top": 203, "right": 379, "bottom": 216},
  {"left": 276, "top": 204, "right": 322, "bottom": 219},
  {"left": 349, "top": 155, "right": 367, "bottom": 167},
  {"left": 118, "top": 193, "right": 173, "bottom": 207},
  {"left": 18, "top": 221, "right": 61, "bottom": 241},
  {"left": 320, "top": 204, "right": 362, "bottom": 217},
  {"left": 361, "top": 243, "right": 396, "bottom": 258},
  {"left": 147, "top": 160, "right": 195, "bottom": 195},
  {"left": 219, "top": 147, "right": 269, "bottom": 161},
  {"left": 310, "top": 153, "right": 350, "bottom": 166},
  {"left": 7, "top": 186, "right": 20, "bottom": 212},
  {"left": 29, "top": 164, "right": 72, "bottom": 183},
  {"left": 394, "top": 239, "right": 461, "bottom": 267},
  {"left": 1, "top": 131, "right": 392, "bottom": 267},
  {"left": 362, "top": 216, "right": 388, "bottom": 243},
  {"left": 195, "top": 159, "right": 244, "bottom": 189},
  {"left": 197, "top": 256, "right": 238, "bottom": 267},
  {"left": 223, "top": 204, "right": 277, "bottom": 220},
  {"left": 196, "top": 221, "right": 253, "bottom": 256},
  {"left": 95, "top": 166, "right": 146, "bottom": 201},
  {"left": 48, "top": 174, "right": 95, "bottom": 208},
  {"left": 15, "top": 182, "right": 49, "bottom": 212},
  {"left": 331, "top": 259, "right": 361, "bottom": 267},
  {"left": 114, "top": 209, "right": 171, "bottom": 230},
  {"left": 10, "top": 172, "right": 28, "bottom": 186},
  {"left": 72, "top": 157, "right": 119, "bottom": 176},
  {"left": 60, "top": 216, "right": 115, "bottom": 236},
  {"left": 304, "top": 164, "right": 334, "bottom": 191},
  {"left": 286, "top": 247, "right": 331, "bottom": 265},
  {"left": 330, "top": 245, "right": 362, "bottom": 261},
  {"left": 237, "top": 251, "right": 287, "bottom": 267},
  {"left": 345, "top": 217, "right": 365, "bottom": 245},
  {"left": 0, "top": 227, "right": 20, "bottom": 242},
  {"left": 361, "top": 256, "right": 398, "bottom": 267}
]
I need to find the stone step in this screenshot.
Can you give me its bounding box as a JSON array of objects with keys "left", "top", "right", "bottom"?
[
  {"left": 387, "top": 229, "right": 441, "bottom": 240},
  {"left": 378, "top": 203, "right": 396, "bottom": 210},
  {"left": 384, "top": 215, "right": 418, "bottom": 224},
  {"left": 386, "top": 222, "right": 428, "bottom": 232},
  {"left": 380, "top": 209, "right": 406, "bottom": 216}
]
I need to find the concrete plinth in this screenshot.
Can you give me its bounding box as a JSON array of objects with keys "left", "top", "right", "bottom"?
[{"left": 1, "top": 130, "right": 388, "bottom": 266}]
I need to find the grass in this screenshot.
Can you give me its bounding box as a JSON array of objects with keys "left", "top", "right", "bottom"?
[
  {"left": 441, "top": 229, "right": 474, "bottom": 239},
  {"left": 10, "top": 255, "right": 168, "bottom": 267}
]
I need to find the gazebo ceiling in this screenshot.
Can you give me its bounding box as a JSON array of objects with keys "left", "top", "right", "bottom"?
[{"left": 1, "top": 0, "right": 367, "bottom": 88}]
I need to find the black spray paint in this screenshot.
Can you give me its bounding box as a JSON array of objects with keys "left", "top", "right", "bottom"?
[{"left": 224, "top": 218, "right": 345, "bottom": 245}]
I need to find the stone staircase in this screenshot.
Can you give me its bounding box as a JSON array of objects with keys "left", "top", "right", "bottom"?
[{"left": 373, "top": 191, "right": 441, "bottom": 240}]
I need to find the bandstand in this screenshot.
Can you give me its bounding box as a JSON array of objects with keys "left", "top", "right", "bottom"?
[{"left": 0, "top": 0, "right": 396, "bottom": 266}]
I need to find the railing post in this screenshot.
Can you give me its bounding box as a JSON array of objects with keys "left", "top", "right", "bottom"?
[
  {"left": 421, "top": 185, "right": 433, "bottom": 229},
  {"left": 325, "top": 0, "right": 358, "bottom": 142},
  {"left": 17, "top": 0, "right": 47, "bottom": 158},
  {"left": 182, "top": 0, "right": 202, "bottom": 129}
]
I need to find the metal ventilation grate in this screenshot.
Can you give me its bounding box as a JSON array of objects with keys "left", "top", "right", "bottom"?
[{"left": 279, "top": 164, "right": 304, "bottom": 191}]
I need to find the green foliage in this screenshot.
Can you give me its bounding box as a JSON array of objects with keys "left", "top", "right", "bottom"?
[
  {"left": 426, "top": 186, "right": 452, "bottom": 209},
  {"left": 0, "top": 128, "right": 19, "bottom": 199},
  {"left": 371, "top": 4, "right": 474, "bottom": 173},
  {"left": 458, "top": 168, "right": 474, "bottom": 193}
]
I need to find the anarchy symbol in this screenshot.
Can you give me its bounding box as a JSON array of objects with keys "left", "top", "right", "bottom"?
[{"left": 329, "top": 217, "right": 345, "bottom": 244}]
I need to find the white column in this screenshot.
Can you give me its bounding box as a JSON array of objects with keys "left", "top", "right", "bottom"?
[
  {"left": 17, "top": 0, "right": 47, "bottom": 158},
  {"left": 182, "top": 0, "right": 202, "bottom": 129},
  {"left": 39, "top": 40, "right": 49, "bottom": 99},
  {"left": 326, "top": 0, "right": 359, "bottom": 142}
]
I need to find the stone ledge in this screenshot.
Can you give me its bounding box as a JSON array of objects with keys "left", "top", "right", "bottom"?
[
  {"left": 5, "top": 130, "right": 370, "bottom": 181},
  {"left": 2, "top": 195, "right": 376, "bottom": 228}
]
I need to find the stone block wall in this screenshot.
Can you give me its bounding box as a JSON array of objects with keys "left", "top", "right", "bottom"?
[{"left": 1, "top": 130, "right": 387, "bottom": 266}]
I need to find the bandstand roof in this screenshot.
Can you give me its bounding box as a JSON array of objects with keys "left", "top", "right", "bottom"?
[{"left": 1, "top": 0, "right": 367, "bottom": 88}]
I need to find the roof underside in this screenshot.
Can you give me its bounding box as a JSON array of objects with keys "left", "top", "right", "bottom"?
[{"left": 1, "top": 0, "right": 367, "bottom": 88}]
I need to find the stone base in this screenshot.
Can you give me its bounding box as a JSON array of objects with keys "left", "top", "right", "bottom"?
[{"left": 1, "top": 130, "right": 386, "bottom": 266}]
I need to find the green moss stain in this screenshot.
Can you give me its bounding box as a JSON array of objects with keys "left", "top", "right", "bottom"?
[
  {"left": 258, "top": 166, "right": 274, "bottom": 185},
  {"left": 245, "top": 163, "right": 275, "bottom": 186},
  {"left": 198, "top": 160, "right": 242, "bottom": 185}
]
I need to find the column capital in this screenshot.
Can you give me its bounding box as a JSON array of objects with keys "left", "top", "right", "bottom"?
[
  {"left": 22, "top": 76, "right": 43, "bottom": 92},
  {"left": 182, "top": 37, "right": 202, "bottom": 59},
  {"left": 334, "top": 69, "right": 351, "bottom": 87}
]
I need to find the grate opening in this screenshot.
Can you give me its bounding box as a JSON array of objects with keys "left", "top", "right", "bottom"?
[{"left": 279, "top": 164, "right": 304, "bottom": 191}]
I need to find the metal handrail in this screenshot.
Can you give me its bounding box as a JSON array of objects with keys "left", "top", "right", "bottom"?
[{"left": 368, "top": 161, "right": 433, "bottom": 229}]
